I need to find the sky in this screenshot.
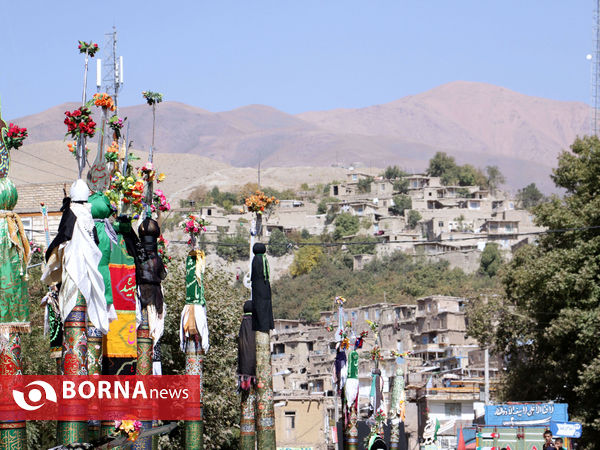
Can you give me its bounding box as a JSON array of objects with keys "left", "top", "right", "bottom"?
[{"left": 0, "top": 0, "right": 595, "bottom": 119}]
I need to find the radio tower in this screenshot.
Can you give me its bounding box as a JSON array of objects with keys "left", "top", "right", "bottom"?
[
  {"left": 592, "top": 0, "right": 600, "bottom": 135},
  {"left": 100, "top": 26, "right": 124, "bottom": 112}
]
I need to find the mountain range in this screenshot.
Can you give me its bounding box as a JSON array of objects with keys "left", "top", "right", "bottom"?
[{"left": 10, "top": 81, "right": 591, "bottom": 194}]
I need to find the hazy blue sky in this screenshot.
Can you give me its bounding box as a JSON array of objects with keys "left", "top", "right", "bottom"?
[{"left": 1, "top": 0, "right": 595, "bottom": 119}]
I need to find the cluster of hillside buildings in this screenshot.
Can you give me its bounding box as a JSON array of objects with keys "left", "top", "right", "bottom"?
[
  {"left": 270, "top": 295, "right": 499, "bottom": 450},
  {"left": 17, "top": 169, "right": 543, "bottom": 274}
]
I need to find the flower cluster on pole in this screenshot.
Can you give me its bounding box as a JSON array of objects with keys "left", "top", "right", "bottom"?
[
  {"left": 5, "top": 123, "right": 28, "bottom": 150},
  {"left": 64, "top": 106, "right": 96, "bottom": 139}
]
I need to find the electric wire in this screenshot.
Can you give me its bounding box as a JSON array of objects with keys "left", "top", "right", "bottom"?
[
  {"left": 22, "top": 224, "right": 600, "bottom": 249},
  {"left": 14, "top": 149, "right": 79, "bottom": 174},
  {"left": 10, "top": 159, "right": 72, "bottom": 179}
]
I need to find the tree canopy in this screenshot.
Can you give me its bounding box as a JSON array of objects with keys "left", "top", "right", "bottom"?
[
  {"left": 478, "top": 136, "right": 600, "bottom": 446},
  {"left": 517, "top": 182, "right": 545, "bottom": 209},
  {"left": 426, "top": 151, "right": 487, "bottom": 187}
]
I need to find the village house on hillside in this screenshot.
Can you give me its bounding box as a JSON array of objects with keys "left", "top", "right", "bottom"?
[
  {"left": 271, "top": 296, "right": 500, "bottom": 450},
  {"left": 14, "top": 182, "right": 67, "bottom": 248},
  {"left": 324, "top": 169, "right": 545, "bottom": 269}
]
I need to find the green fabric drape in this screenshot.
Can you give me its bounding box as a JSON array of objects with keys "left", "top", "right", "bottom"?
[
  {"left": 0, "top": 217, "right": 29, "bottom": 331},
  {"left": 185, "top": 253, "right": 205, "bottom": 306}
]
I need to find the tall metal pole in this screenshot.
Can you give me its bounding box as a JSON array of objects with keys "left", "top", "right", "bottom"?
[
  {"left": 134, "top": 308, "right": 154, "bottom": 450},
  {"left": 484, "top": 347, "right": 490, "bottom": 404},
  {"left": 0, "top": 333, "right": 26, "bottom": 448},
  {"left": 57, "top": 293, "right": 89, "bottom": 445},
  {"left": 255, "top": 331, "right": 276, "bottom": 448},
  {"left": 249, "top": 213, "right": 276, "bottom": 449},
  {"left": 240, "top": 388, "right": 257, "bottom": 449},
  {"left": 185, "top": 341, "right": 204, "bottom": 449}
]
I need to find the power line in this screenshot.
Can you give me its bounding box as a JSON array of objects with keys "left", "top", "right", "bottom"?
[
  {"left": 14, "top": 149, "right": 79, "bottom": 174},
  {"left": 10, "top": 159, "right": 72, "bottom": 179},
  {"left": 165, "top": 224, "right": 600, "bottom": 249}
]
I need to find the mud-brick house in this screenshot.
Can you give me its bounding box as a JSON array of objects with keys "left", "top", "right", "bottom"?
[{"left": 15, "top": 182, "right": 67, "bottom": 248}]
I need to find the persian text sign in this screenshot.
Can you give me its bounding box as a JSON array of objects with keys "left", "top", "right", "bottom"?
[
  {"left": 550, "top": 421, "right": 582, "bottom": 438},
  {"left": 0, "top": 375, "right": 201, "bottom": 420},
  {"left": 484, "top": 403, "right": 568, "bottom": 426}
]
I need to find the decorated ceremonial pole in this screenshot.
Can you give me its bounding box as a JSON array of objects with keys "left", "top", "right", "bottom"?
[
  {"left": 45, "top": 40, "right": 112, "bottom": 445},
  {"left": 238, "top": 298, "right": 257, "bottom": 450},
  {"left": 389, "top": 364, "right": 406, "bottom": 449},
  {"left": 131, "top": 90, "right": 165, "bottom": 450},
  {"left": 180, "top": 215, "right": 209, "bottom": 449},
  {"left": 40, "top": 202, "right": 63, "bottom": 374},
  {"left": 240, "top": 389, "right": 257, "bottom": 449},
  {"left": 60, "top": 40, "right": 97, "bottom": 446},
  {"left": 364, "top": 319, "right": 387, "bottom": 449},
  {"left": 244, "top": 191, "right": 278, "bottom": 450},
  {"left": 0, "top": 105, "right": 30, "bottom": 449}
]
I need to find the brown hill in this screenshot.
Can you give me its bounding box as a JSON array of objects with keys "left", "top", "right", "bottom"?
[{"left": 9, "top": 81, "right": 591, "bottom": 193}]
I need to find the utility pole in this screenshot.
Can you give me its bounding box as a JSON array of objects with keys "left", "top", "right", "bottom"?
[
  {"left": 484, "top": 347, "right": 490, "bottom": 404},
  {"left": 258, "top": 150, "right": 261, "bottom": 188}
]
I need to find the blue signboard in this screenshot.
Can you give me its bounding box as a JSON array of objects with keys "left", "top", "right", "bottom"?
[
  {"left": 484, "top": 403, "right": 568, "bottom": 426},
  {"left": 550, "top": 421, "right": 582, "bottom": 438}
]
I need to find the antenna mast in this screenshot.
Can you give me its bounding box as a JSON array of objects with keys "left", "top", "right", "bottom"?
[
  {"left": 592, "top": 0, "right": 600, "bottom": 135},
  {"left": 101, "top": 26, "right": 124, "bottom": 112}
]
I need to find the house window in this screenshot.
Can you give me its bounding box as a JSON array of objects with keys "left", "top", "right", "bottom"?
[
  {"left": 375, "top": 310, "right": 380, "bottom": 320},
  {"left": 445, "top": 403, "right": 462, "bottom": 417},
  {"left": 307, "top": 342, "right": 314, "bottom": 351},
  {"left": 438, "top": 221, "right": 444, "bottom": 227},
  {"left": 469, "top": 201, "right": 480, "bottom": 210},
  {"left": 285, "top": 411, "right": 296, "bottom": 429},
  {"left": 273, "top": 344, "right": 285, "bottom": 354},
  {"left": 352, "top": 174, "right": 358, "bottom": 181},
  {"left": 381, "top": 184, "right": 386, "bottom": 191},
  {"left": 207, "top": 209, "right": 212, "bottom": 216},
  {"left": 333, "top": 186, "right": 339, "bottom": 196},
  {"left": 20, "top": 217, "right": 33, "bottom": 241},
  {"left": 351, "top": 311, "right": 357, "bottom": 322},
  {"left": 412, "top": 181, "right": 418, "bottom": 188},
  {"left": 365, "top": 310, "right": 369, "bottom": 320}
]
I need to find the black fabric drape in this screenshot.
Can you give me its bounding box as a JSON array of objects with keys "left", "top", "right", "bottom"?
[
  {"left": 251, "top": 243, "right": 274, "bottom": 331},
  {"left": 136, "top": 218, "right": 166, "bottom": 314},
  {"left": 45, "top": 197, "right": 76, "bottom": 261},
  {"left": 238, "top": 300, "right": 256, "bottom": 379}
]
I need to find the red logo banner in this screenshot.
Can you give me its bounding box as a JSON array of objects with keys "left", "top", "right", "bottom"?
[{"left": 0, "top": 375, "right": 201, "bottom": 421}]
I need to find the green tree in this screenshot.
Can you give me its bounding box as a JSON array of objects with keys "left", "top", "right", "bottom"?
[
  {"left": 407, "top": 210, "right": 421, "bottom": 229},
  {"left": 486, "top": 165, "right": 506, "bottom": 194},
  {"left": 267, "top": 228, "right": 289, "bottom": 256},
  {"left": 392, "top": 178, "right": 409, "bottom": 194},
  {"left": 160, "top": 261, "right": 242, "bottom": 449},
  {"left": 347, "top": 235, "right": 378, "bottom": 255},
  {"left": 427, "top": 152, "right": 457, "bottom": 178},
  {"left": 479, "top": 243, "right": 502, "bottom": 277},
  {"left": 381, "top": 165, "right": 407, "bottom": 180},
  {"left": 333, "top": 213, "right": 360, "bottom": 239},
  {"left": 455, "top": 164, "right": 487, "bottom": 187},
  {"left": 216, "top": 226, "right": 250, "bottom": 261},
  {"left": 389, "top": 194, "right": 412, "bottom": 216},
  {"left": 517, "top": 182, "right": 544, "bottom": 209},
  {"left": 289, "top": 246, "right": 324, "bottom": 276},
  {"left": 317, "top": 197, "right": 339, "bottom": 215},
  {"left": 357, "top": 176, "right": 374, "bottom": 193},
  {"left": 490, "top": 136, "right": 600, "bottom": 445}
]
